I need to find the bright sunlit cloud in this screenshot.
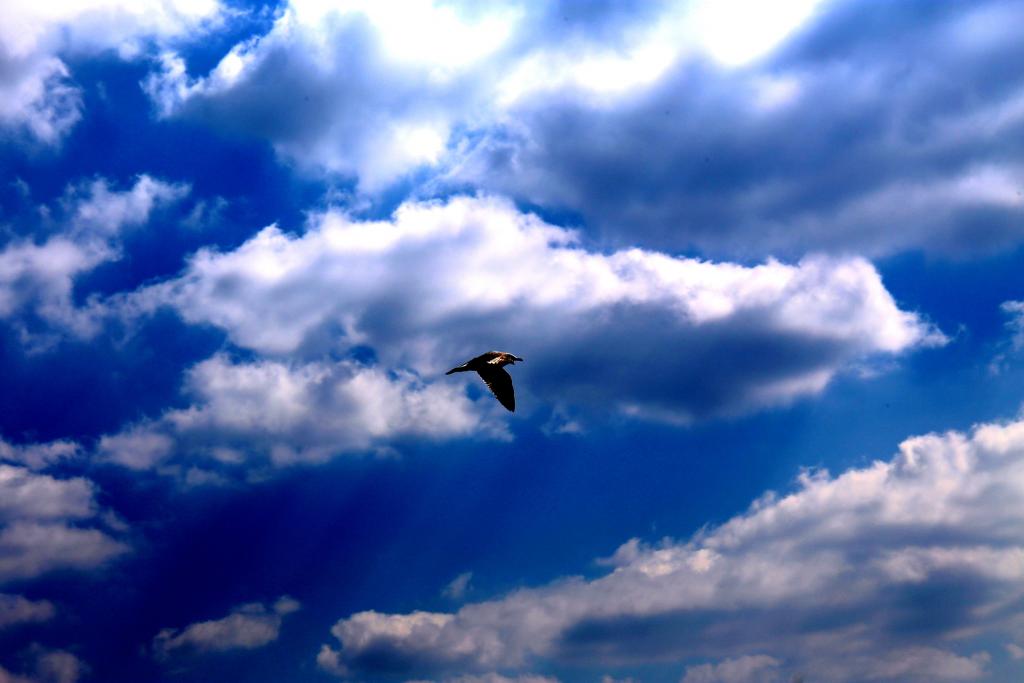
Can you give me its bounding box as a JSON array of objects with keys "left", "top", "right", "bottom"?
[
  {"left": 688, "top": 0, "right": 824, "bottom": 66},
  {"left": 289, "top": 0, "right": 520, "bottom": 72}
]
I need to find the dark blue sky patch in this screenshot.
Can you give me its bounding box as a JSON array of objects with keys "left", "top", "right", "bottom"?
[
  {"left": 2, "top": 54, "right": 322, "bottom": 249},
  {"left": 0, "top": 311, "right": 223, "bottom": 442}
]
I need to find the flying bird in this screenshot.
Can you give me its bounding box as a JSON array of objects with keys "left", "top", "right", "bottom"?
[{"left": 446, "top": 351, "right": 524, "bottom": 412}]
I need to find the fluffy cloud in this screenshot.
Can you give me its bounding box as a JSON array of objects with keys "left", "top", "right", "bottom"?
[
  {"left": 319, "top": 416, "right": 1024, "bottom": 681},
  {"left": 128, "top": 196, "right": 940, "bottom": 428},
  {"left": 138, "top": 0, "right": 1024, "bottom": 256},
  {"left": 0, "top": 50, "right": 80, "bottom": 145},
  {"left": 0, "top": 648, "right": 84, "bottom": 683},
  {"left": 0, "top": 0, "right": 224, "bottom": 144},
  {"left": 0, "top": 175, "right": 187, "bottom": 341},
  {"left": 153, "top": 596, "right": 300, "bottom": 659},
  {"left": 0, "top": 464, "right": 126, "bottom": 583},
  {"left": 0, "top": 465, "right": 95, "bottom": 521},
  {"left": 99, "top": 353, "right": 505, "bottom": 471},
  {"left": 0, "top": 593, "right": 54, "bottom": 629},
  {"left": 0, "top": 524, "right": 126, "bottom": 583}
]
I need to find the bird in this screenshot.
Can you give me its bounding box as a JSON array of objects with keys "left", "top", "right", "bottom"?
[{"left": 446, "top": 351, "right": 524, "bottom": 412}]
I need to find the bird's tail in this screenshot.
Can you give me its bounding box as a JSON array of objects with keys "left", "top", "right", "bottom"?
[{"left": 446, "top": 365, "right": 471, "bottom": 375}]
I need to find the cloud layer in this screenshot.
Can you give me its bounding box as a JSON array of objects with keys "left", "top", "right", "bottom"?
[
  {"left": 320, "top": 416, "right": 1024, "bottom": 681},
  {"left": 127, "top": 195, "right": 940, "bottom": 428},
  {"left": 139, "top": 0, "right": 1024, "bottom": 256}
]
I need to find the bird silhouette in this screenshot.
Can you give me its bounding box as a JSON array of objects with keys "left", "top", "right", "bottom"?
[{"left": 446, "top": 351, "right": 524, "bottom": 412}]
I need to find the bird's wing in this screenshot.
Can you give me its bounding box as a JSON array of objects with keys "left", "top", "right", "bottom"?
[
  {"left": 447, "top": 351, "right": 501, "bottom": 374},
  {"left": 477, "top": 366, "right": 515, "bottom": 412}
]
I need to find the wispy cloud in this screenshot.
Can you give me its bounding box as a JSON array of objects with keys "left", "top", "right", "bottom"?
[
  {"left": 0, "top": 175, "right": 188, "bottom": 345},
  {"left": 0, "top": 647, "right": 85, "bottom": 683},
  {"left": 443, "top": 572, "right": 474, "bottom": 601},
  {"left": 0, "top": 0, "right": 225, "bottom": 145},
  {"left": 153, "top": 596, "right": 300, "bottom": 659},
  {"left": 989, "top": 300, "right": 1024, "bottom": 374},
  {"left": 133, "top": 1, "right": 1024, "bottom": 257},
  {"left": 0, "top": 593, "right": 55, "bottom": 629}
]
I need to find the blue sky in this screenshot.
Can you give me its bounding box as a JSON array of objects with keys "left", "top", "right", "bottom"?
[{"left": 1, "top": 1, "right": 1024, "bottom": 682}]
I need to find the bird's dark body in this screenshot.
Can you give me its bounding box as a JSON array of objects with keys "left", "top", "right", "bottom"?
[{"left": 446, "top": 351, "right": 523, "bottom": 412}]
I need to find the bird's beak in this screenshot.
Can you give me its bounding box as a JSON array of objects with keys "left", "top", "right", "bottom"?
[{"left": 515, "top": 356, "right": 524, "bottom": 362}]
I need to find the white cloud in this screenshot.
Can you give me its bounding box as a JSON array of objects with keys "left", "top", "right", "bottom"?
[
  {"left": 0, "top": 522, "right": 127, "bottom": 584},
  {"left": 0, "top": 463, "right": 126, "bottom": 584},
  {"left": 442, "top": 4, "right": 1024, "bottom": 259},
  {"left": 0, "top": 0, "right": 224, "bottom": 144},
  {"left": 0, "top": 0, "right": 223, "bottom": 59},
  {"left": 0, "top": 235, "right": 107, "bottom": 331},
  {"left": 0, "top": 593, "right": 55, "bottom": 629},
  {"left": 319, "top": 416, "right": 1024, "bottom": 681},
  {"left": 153, "top": 595, "right": 300, "bottom": 659},
  {"left": 687, "top": 0, "right": 823, "bottom": 67},
  {"left": 99, "top": 353, "right": 505, "bottom": 471},
  {"left": 65, "top": 175, "right": 188, "bottom": 236},
  {"left": 0, "top": 439, "right": 79, "bottom": 470},
  {"left": 0, "top": 465, "right": 95, "bottom": 521},
  {"left": 0, "top": 175, "right": 187, "bottom": 341},
  {"left": 140, "top": 6, "right": 486, "bottom": 190},
  {"left": 0, "top": 52, "right": 81, "bottom": 145},
  {"left": 681, "top": 655, "right": 782, "bottom": 683},
  {"left": 97, "top": 427, "right": 174, "bottom": 471},
  {"left": 126, "top": 195, "right": 940, "bottom": 427}
]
